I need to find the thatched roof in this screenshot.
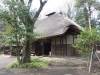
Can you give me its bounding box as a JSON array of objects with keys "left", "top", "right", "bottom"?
[{"left": 34, "top": 13, "right": 81, "bottom": 39}]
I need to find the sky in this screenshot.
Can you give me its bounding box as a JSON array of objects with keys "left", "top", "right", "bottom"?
[
  {"left": 0, "top": 0, "right": 73, "bottom": 18},
  {"left": 0, "top": 0, "right": 73, "bottom": 19},
  {"left": 31, "top": 0, "right": 73, "bottom": 18}
]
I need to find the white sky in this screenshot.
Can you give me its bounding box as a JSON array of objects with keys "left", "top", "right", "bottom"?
[
  {"left": 0, "top": 0, "right": 73, "bottom": 18},
  {"left": 31, "top": 0, "right": 73, "bottom": 18}
]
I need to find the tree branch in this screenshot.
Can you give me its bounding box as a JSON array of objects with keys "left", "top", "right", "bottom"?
[
  {"left": 40, "top": 0, "right": 42, "bottom": 5},
  {"left": 32, "top": 0, "right": 47, "bottom": 25}
]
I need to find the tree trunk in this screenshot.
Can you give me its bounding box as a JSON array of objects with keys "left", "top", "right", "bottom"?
[
  {"left": 21, "top": 0, "right": 47, "bottom": 64},
  {"left": 22, "top": 40, "right": 31, "bottom": 63},
  {"left": 88, "top": 6, "right": 91, "bottom": 30}
]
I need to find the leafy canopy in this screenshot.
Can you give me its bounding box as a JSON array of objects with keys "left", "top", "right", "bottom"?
[
  {"left": 0, "top": 0, "right": 37, "bottom": 45},
  {"left": 73, "top": 27, "right": 100, "bottom": 57},
  {"left": 74, "top": 0, "right": 100, "bottom": 27}
]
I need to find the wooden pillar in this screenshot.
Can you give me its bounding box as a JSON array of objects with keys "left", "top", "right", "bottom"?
[
  {"left": 60, "top": 36, "right": 63, "bottom": 57},
  {"left": 55, "top": 37, "right": 56, "bottom": 56},
  {"left": 62, "top": 36, "right": 64, "bottom": 57},
  {"left": 73, "top": 34, "right": 74, "bottom": 44},
  {"left": 60, "top": 37, "right": 61, "bottom": 56},
  {"left": 41, "top": 40, "right": 43, "bottom": 55},
  {"left": 73, "top": 34, "right": 75, "bottom": 56},
  {"left": 42, "top": 40, "right": 44, "bottom": 55},
  {"left": 66, "top": 35, "right": 67, "bottom": 56},
  {"left": 52, "top": 39, "right": 54, "bottom": 56},
  {"left": 51, "top": 39, "right": 52, "bottom": 56},
  {"left": 52, "top": 38, "right": 54, "bottom": 56}
]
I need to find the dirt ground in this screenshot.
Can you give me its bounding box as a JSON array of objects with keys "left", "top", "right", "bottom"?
[{"left": 0, "top": 54, "right": 100, "bottom": 75}]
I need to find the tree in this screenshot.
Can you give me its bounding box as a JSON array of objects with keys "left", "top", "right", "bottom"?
[
  {"left": 74, "top": 0, "right": 100, "bottom": 28},
  {"left": 73, "top": 27, "right": 100, "bottom": 72},
  {"left": 73, "top": 0, "right": 100, "bottom": 72},
  {"left": 0, "top": 21, "right": 6, "bottom": 44},
  {"left": 73, "top": 27, "right": 100, "bottom": 57},
  {"left": 0, "top": 0, "right": 47, "bottom": 64}
]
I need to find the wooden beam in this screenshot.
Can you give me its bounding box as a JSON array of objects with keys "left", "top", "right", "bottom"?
[
  {"left": 66, "top": 35, "right": 67, "bottom": 56},
  {"left": 55, "top": 37, "right": 56, "bottom": 56},
  {"left": 73, "top": 34, "right": 74, "bottom": 44},
  {"left": 41, "top": 40, "right": 43, "bottom": 55},
  {"left": 72, "top": 34, "right": 74, "bottom": 56},
  {"left": 62, "top": 36, "right": 64, "bottom": 57},
  {"left": 60, "top": 37, "right": 61, "bottom": 56},
  {"left": 43, "top": 40, "right": 44, "bottom": 55}
]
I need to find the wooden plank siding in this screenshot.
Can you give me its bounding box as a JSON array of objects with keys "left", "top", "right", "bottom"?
[
  {"left": 51, "top": 44, "right": 78, "bottom": 56},
  {"left": 32, "top": 34, "right": 79, "bottom": 57},
  {"left": 51, "top": 34, "right": 78, "bottom": 57}
]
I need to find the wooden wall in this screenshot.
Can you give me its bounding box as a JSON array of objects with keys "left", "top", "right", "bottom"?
[
  {"left": 51, "top": 34, "right": 78, "bottom": 57},
  {"left": 32, "top": 33, "right": 79, "bottom": 56}
]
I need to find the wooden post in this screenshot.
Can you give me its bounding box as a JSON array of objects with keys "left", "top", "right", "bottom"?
[
  {"left": 60, "top": 37, "right": 61, "bottom": 56},
  {"left": 55, "top": 38, "right": 56, "bottom": 56},
  {"left": 62, "top": 37, "right": 64, "bottom": 57},
  {"left": 88, "top": 47, "right": 100, "bottom": 73},
  {"left": 51, "top": 39, "right": 52, "bottom": 57},
  {"left": 89, "top": 47, "right": 94, "bottom": 73},
  {"left": 72, "top": 34, "right": 74, "bottom": 56},
  {"left": 43, "top": 40, "right": 44, "bottom": 55},
  {"left": 88, "top": 5, "right": 92, "bottom": 72},
  {"left": 73, "top": 34, "right": 74, "bottom": 44},
  {"left": 66, "top": 35, "right": 67, "bottom": 56},
  {"left": 95, "top": 50, "right": 100, "bottom": 61}
]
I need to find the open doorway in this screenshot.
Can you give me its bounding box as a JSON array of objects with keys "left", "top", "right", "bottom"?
[
  {"left": 35, "top": 42, "right": 42, "bottom": 56},
  {"left": 44, "top": 43, "right": 51, "bottom": 55}
]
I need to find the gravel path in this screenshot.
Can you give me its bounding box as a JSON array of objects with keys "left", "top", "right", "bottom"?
[
  {"left": 0, "top": 54, "right": 16, "bottom": 69},
  {"left": 0, "top": 54, "right": 100, "bottom": 75}
]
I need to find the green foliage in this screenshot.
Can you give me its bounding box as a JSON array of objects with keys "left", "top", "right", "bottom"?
[
  {"left": 6, "top": 58, "right": 50, "bottom": 69},
  {"left": 73, "top": 27, "right": 100, "bottom": 57},
  {"left": 0, "top": 0, "right": 38, "bottom": 46},
  {"left": 7, "top": 60, "right": 18, "bottom": 68},
  {"left": 74, "top": 7, "right": 88, "bottom": 27},
  {"left": 75, "top": 0, "right": 96, "bottom": 7},
  {"left": 3, "top": 25, "right": 14, "bottom": 45},
  {"left": 0, "top": 0, "right": 40, "bottom": 64},
  {"left": 74, "top": 0, "right": 100, "bottom": 27},
  {"left": 0, "top": 21, "right": 6, "bottom": 43}
]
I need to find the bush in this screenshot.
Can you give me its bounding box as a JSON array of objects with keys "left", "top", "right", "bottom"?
[
  {"left": 72, "top": 28, "right": 100, "bottom": 57},
  {"left": 7, "top": 60, "right": 19, "bottom": 68},
  {"left": 6, "top": 58, "right": 50, "bottom": 69}
]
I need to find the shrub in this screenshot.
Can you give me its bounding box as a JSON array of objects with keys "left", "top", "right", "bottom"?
[
  {"left": 6, "top": 58, "right": 50, "bottom": 69},
  {"left": 73, "top": 28, "right": 100, "bottom": 57},
  {"left": 7, "top": 60, "right": 19, "bottom": 68}
]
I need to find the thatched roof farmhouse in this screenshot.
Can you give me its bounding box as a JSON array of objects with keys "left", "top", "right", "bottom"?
[{"left": 32, "top": 13, "right": 81, "bottom": 57}]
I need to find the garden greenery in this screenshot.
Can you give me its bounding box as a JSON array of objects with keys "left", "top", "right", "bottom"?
[
  {"left": 6, "top": 58, "right": 50, "bottom": 68},
  {"left": 0, "top": 0, "right": 38, "bottom": 64},
  {"left": 73, "top": 27, "right": 100, "bottom": 57}
]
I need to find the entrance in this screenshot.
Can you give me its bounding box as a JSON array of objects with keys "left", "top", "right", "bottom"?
[
  {"left": 44, "top": 43, "right": 51, "bottom": 55},
  {"left": 35, "top": 42, "right": 42, "bottom": 56}
]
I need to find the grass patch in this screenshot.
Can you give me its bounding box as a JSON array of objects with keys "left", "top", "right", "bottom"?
[{"left": 7, "top": 58, "right": 50, "bottom": 69}]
